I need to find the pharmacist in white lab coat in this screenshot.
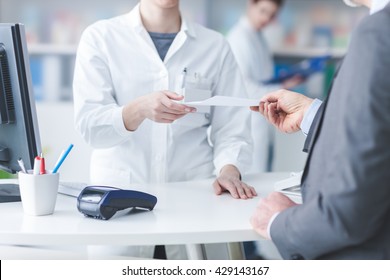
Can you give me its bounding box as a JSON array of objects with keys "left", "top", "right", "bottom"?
[
  {"left": 227, "top": 0, "right": 300, "bottom": 173},
  {"left": 73, "top": 0, "right": 255, "bottom": 259}
]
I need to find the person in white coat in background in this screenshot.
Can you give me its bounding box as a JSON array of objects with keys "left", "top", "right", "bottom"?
[
  {"left": 227, "top": 0, "right": 301, "bottom": 173},
  {"left": 73, "top": 0, "right": 255, "bottom": 259},
  {"left": 227, "top": 0, "right": 301, "bottom": 260}
]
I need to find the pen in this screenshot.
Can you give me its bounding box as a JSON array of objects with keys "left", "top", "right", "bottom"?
[
  {"left": 180, "top": 67, "right": 187, "bottom": 89},
  {"left": 53, "top": 150, "right": 65, "bottom": 168},
  {"left": 17, "top": 158, "right": 27, "bottom": 173},
  {"left": 52, "top": 144, "right": 74, "bottom": 174},
  {"left": 40, "top": 153, "right": 46, "bottom": 175},
  {"left": 33, "top": 156, "right": 41, "bottom": 175},
  {"left": 194, "top": 72, "right": 201, "bottom": 82}
]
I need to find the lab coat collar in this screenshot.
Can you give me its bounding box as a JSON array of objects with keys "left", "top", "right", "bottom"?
[
  {"left": 127, "top": 3, "right": 196, "bottom": 38},
  {"left": 181, "top": 18, "right": 197, "bottom": 39},
  {"left": 126, "top": 3, "right": 196, "bottom": 63},
  {"left": 370, "top": 0, "right": 390, "bottom": 14}
]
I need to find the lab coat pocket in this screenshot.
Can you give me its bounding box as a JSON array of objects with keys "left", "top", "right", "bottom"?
[
  {"left": 182, "top": 76, "right": 213, "bottom": 114},
  {"left": 184, "top": 76, "right": 213, "bottom": 91}
]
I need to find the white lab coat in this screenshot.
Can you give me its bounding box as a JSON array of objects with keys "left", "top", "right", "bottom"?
[
  {"left": 73, "top": 5, "right": 252, "bottom": 258},
  {"left": 227, "top": 17, "right": 278, "bottom": 173}
]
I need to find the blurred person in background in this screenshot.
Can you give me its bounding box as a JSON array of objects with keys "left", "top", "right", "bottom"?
[
  {"left": 227, "top": 0, "right": 301, "bottom": 260},
  {"left": 227, "top": 0, "right": 301, "bottom": 174}
]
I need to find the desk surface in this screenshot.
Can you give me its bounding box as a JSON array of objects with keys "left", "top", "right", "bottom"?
[{"left": 0, "top": 173, "right": 288, "bottom": 246}]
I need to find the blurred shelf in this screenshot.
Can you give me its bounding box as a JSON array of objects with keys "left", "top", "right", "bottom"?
[
  {"left": 273, "top": 47, "right": 347, "bottom": 58},
  {"left": 27, "top": 44, "right": 348, "bottom": 58},
  {"left": 27, "top": 44, "right": 78, "bottom": 55}
]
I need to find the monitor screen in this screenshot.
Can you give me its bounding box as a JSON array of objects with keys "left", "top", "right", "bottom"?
[{"left": 0, "top": 23, "right": 41, "bottom": 202}]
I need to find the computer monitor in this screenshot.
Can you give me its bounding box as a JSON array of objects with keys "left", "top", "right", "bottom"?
[{"left": 0, "top": 23, "right": 41, "bottom": 203}]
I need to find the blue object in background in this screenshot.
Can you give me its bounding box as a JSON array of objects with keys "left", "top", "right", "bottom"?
[
  {"left": 29, "top": 57, "right": 43, "bottom": 101},
  {"left": 264, "top": 55, "right": 331, "bottom": 85}
]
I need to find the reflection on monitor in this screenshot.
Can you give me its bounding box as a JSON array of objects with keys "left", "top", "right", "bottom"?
[{"left": 0, "top": 23, "right": 41, "bottom": 203}]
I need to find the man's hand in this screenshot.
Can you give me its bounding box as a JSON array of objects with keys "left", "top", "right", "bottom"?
[
  {"left": 123, "top": 91, "right": 197, "bottom": 131},
  {"left": 250, "top": 89, "right": 314, "bottom": 133},
  {"left": 213, "top": 165, "right": 257, "bottom": 200},
  {"left": 251, "top": 192, "right": 297, "bottom": 239}
]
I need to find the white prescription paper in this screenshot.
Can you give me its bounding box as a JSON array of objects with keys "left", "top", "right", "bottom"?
[{"left": 184, "top": 96, "right": 260, "bottom": 107}]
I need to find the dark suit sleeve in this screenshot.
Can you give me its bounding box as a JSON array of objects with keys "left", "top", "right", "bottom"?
[{"left": 270, "top": 13, "right": 390, "bottom": 259}]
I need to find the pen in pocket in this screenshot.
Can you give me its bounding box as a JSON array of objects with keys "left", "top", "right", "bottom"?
[{"left": 180, "top": 67, "right": 187, "bottom": 89}]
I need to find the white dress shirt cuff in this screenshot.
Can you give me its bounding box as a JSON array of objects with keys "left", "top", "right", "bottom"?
[
  {"left": 267, "top": 212, "right": 280, "bottom": 241},
  {"left": 300, "top": 99, "right": 323, "bottom": 136}
]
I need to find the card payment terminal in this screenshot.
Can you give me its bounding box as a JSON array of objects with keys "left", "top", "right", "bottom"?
[{"left": 77, "top": 186, "right": 157, "bottom": 220}]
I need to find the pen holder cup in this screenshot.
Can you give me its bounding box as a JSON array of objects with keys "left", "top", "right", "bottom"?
[{"left": 18, "top": 171, "right": 60, "bottom": 216}]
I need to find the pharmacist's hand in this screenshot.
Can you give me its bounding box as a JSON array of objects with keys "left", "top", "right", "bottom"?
[
  {"left": 139, "top": 91, "right": 197, "bottom": 123},
  {"left": 213, "top": 165, "right": 257, "bottom": 200},
  {"left": 250, "top": 89, "right": 313, "bottom": 134},
  {"left": 123, "top": 91, "right": 196, "bottom": 131}
]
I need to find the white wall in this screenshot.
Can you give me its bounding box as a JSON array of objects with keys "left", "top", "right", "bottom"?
[{"left": 36, "top": 103, "right": 92, "bottom": 183}]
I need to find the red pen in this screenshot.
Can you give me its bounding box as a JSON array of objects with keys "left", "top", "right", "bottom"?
[{"left": 40, "top": 153, "right": 46, "bottom": 175}]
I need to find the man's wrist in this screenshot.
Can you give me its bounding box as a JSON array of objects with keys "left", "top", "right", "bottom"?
[
  {"left": 267, "top": 212, "right": 280, "bottom": 240},
  {"left": 302, "top": 97, "right": 315, "bottom": 117}
]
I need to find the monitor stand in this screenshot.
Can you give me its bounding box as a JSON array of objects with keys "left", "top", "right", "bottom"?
[{"left": 0, "top": 183, "right": 21, "bottom": 203}]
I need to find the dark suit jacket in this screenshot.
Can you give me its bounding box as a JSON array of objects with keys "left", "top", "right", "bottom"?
[{"left": 270, "top": 4, "right": 390, "bottom": 260}]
